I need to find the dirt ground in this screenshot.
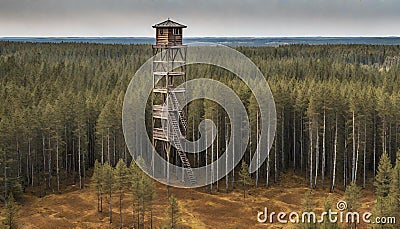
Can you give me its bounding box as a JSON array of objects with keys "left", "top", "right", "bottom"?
[{"left": 8, "top": 172, "right": 376, "bottom": 229}]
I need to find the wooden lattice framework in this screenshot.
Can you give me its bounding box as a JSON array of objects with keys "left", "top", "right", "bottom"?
[{"left": 151, "top": 19, "right": 195, "bottom": 185}]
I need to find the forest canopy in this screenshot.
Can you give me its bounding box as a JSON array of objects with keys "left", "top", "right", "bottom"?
[{"left": 1, "top": 41, "right": 400, "bottom": 201}]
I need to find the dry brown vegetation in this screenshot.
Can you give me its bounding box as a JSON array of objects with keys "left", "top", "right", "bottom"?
[{"left": 3, "top": 172, "right": 375, "bottom": 229}]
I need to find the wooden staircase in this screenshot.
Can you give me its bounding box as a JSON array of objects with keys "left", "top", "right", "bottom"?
[{"left": 167, "top": 94, "right": 196, "bottom": 185}]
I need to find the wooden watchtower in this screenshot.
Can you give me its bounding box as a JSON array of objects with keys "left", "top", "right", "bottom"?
[{"left": 151, "top": 19, "right": 195, "bottom": 185}]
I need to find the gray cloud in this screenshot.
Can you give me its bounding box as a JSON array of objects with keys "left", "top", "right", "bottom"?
[{"left": 0, "top": 0, "right": 399, "bottom": 36}]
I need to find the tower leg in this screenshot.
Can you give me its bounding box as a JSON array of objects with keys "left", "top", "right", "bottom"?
[{"left": 166, "top": 143, "right": 171, "bottom": 196}]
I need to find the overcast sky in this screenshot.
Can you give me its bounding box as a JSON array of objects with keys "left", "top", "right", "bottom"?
[{"left": 0, "top": 0, "right": 399, "bottom": 37}]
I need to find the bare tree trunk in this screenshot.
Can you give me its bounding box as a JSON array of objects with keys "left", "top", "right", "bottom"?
[
  {"left": 34, "top": 142, "right": 38, "bottom": 188},
  {"left": 28, "top": 138, "right": 33, "bottom": 187},
  {"left": 331, "top": 114, "right": 338, "bottom": 193},
  {"left": 232, "top": 113, "right": 235, "bottom": 189},
  {"left": 256, "top": 110, "right": 259, "bottom": 188},
  {"left": 300, "top": 114, "right": 303, "bottom": 172},
  {"left": 363, "top": 121, "right": 366, "bottom": 189},
  {"left": 26, "top": 138, "right": 30, "bottom": 186},
  {"left": 78, "top": 129, "right": 82, "bottom": 189},
  {"left": 322, "top": 109, "right": 326, "bottom": 187},
  {"left": 281, "top": 108, "right": 285, "bottom": 171},
  {"left": 16, "top": 138, "right": 20, "bottom": 178},
  {"left": 216, "top": 117, "right": 219, "bottom": 191},
  {"left": 82, "top": 141, "right": 86, "bottom": 189},
  {"left": 56, "top": 137, "right": 60, "bottom": 193},
  {"left": 101, "top": 131, "right": 104, "bottom": 165},
  {"left": 389, "top": 123, "right": 392, "bottom": 159},
  {"left": 43, "top": 134, "right": 47, "bottom": 195},
  {"left": 315, "top": 121, "right": 319, "bottom": 188},
  {"left": 274, "top": 138, "right": 278, "bottom": 183},
  {"left": 211, "top": 121, "right": 214, "bottom": 193},
  {"left": 197, "top": 118, "right": 200, "bottom": 169},
  {"left": 373, "top": 112, "right": 376, "bottom": 178},
  {"left": 205, "top": 127, "right": 208, "bottom": 191},
  {"left": 344, "top": 123, "right": 348, "bottom": 189},
  {"left": 48, "top": 134, "right": 52, "bottom": 191},
  {"left": 4, "top": 150, "right": 8, "bottom": 201},
  {"left": 266, "top": 109, "right": 271, "bottom": 188},
  {"left": 72, "top": 139, "right": 76, "bottom": 184},
  {"left": 193, "top": 118, "right": 196, "bottom": 167},
  {"left": 107, "top": 128, "right": 110, "bottom": 165},
  {"left": 113, "top": 133, "right": 116, "bottom": 166},
  {"left": 225, "top": 116, "right": 229, "bottom": 193},
  {"left": 293, "top": 110, "right": 296, "bottom": 171},
  {"left": 352, "top": 111, "right": 356, "bottom": 183},
  {"left": 355, "top": 125, "right": 360, "bottom": 183},
  {"left": 396, "top": 122, "right": 398, "bottom": 161},
  {"left": 309, "top": 121, "right": 313, "bottom": 191},
  {"left": 65, "top": 125, "right": 68, "bottom": 174}
]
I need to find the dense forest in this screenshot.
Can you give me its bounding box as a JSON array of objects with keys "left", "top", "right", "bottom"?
[{"left": 0, "top": 42, "right": 400, "bottom": 227}]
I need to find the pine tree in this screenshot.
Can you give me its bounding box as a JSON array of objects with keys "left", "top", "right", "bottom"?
[
  {"left": 373, "top": 151, "right": 397, "bottom": 228},
  {"left": 128, "top": 157, "right": 155, "bottom": 228},
  {"left": 165, "top": 194, "right": 181, "bottom": 229},
  {"left": 3, "top": 193, "right": 19, "bottom": 229},
  {"left": 92, "top": 160, "right": 104, "bottom": 212},
  {"left": 114, "top": 159, "right": 128, "bottom": 229},
  {"left": 344, "top": 182, "right": 362, "bottom": 212},
  {"left": 129, "top": 160, "right": 141, "bottom": 228},
  {"left": 392, "top": 150, "right": 400, "bottom": 217},
  {"left": 299, "top": 191, "right": 317, "bottom": 229},
  {"left": 102, "top": 163, "right": 114, "bottom": 224},
  {"left": 321, "top": 195, "right": 340, "bottom": 229},
  {"left": 238, "top": 160, "right": 254, "bottom": 198},
  {"left": 374, "top": 152, "right": 392, "bottom": 198},
  {"left": 344, "top": 182, "right": 362, "bottom": 229},
  {"left": 139, "top": 173, "right": 155, "bottom": 228}
]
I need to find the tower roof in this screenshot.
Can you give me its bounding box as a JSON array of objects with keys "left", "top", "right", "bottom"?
[{"left": 152, "top": 19, "right": 187, "bottom": 28}]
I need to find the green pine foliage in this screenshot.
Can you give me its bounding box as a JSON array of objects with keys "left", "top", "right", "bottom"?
[
  {"left": 92, "top": 160, "right": 104, "bottom": 212},
  {"left": 344, "top": 182, "right": 362, "bottom": 229},
  {"left": 374, "top": 152, "right": 393, "bottom": 198},
  {"left": 165, "top": 194, "right": 181, "bottom": 229},
  {"left": 344, "top": 182, "right": 362, "bottom": 212},
  {"left": 321, "top": 196, "right": 340, "bottom": 229},
  {"left": 114, "top": 159, "right": 129, "bottom": 228},
  {"left": 372, "top": 151, "right": 398, "bottom": 228},
  {"left": 297, "top": 191, "right": 317, "bottom": 229},
  {"left": 129, "top": 158, "right": 155, "bottom": 228},
  {"left": 2, "top": 193, "right": 19, "bottom": 229},
  {"left": 102, "top": 163, "right": 114, "bottom": 224},
  {"left": 238, "top": 160, "right": 254, "bottom": 198},
  {"left": 393, "top": 150, "right": 400, "bottom": 218}
]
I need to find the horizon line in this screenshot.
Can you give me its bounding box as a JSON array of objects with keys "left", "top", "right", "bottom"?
[{"left": 1, "top": 35, "right": 400, "bottom": 39}]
